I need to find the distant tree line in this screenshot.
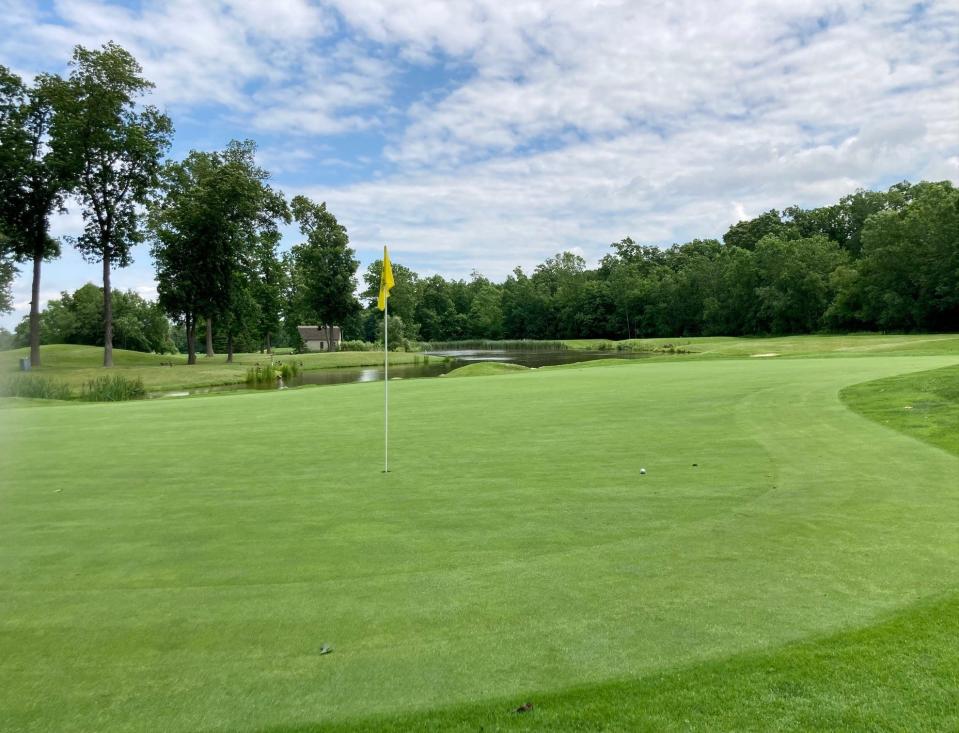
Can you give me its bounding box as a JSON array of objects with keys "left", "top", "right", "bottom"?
[
  {"left": 12, "top": 282, "right": 174, "bottom": 353},
  {"left": 2, "top": 44, "right": 956, "bottom": 365},
  {"left": 351, "top": 180, "right": 957, "bottom": 343}
]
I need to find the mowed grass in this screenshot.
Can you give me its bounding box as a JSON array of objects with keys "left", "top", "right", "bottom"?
[
  {"left": 1, "top": 353, "right": 958, "bottom": 731},
  {"left": 842, "top": 363, "right": 959, "bottom": 457},
  {"left": 0, "top": 344, "right": 436, "bottom": 393},
  {"left": 318, "top": 362, "right": 959, "bottom": 731},
  {"left": 444, "top": 361, "right": 528, "bottom": 377},
  {"left": 566, "top": 333, "right": 959, "bottom": 359}
]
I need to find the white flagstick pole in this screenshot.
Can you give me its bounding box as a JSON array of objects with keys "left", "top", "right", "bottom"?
[{"left": 383, "top": 298, "right": 390, "bottom": 473}]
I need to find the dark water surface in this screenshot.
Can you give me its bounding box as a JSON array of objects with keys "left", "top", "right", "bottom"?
[
  {"left": 427, "top": 349, "right": 652, "bottom": 368},
  {"left": 157, "top": 350, "right": 652, "bottom": 397}
]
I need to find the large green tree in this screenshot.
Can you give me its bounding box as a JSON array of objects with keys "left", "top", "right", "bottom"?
[
  {"left": 250, "top": 231, "right": 286, "bottom": 352},
  {"left": 0, "top": 243, "right": 15, "bottom": 314},
  {"left": 51, "top": 43, "right": 173, "bottom": 367},
  {"left": 855, "top": 181, "right": 958, "bottom": 331},
  {"left": 0, "top": 66, "right": 72, "bottom": 365},
  {"left": 361, "top": 258, "right": 419, "bottom": 326},
  {"left": 752, "top": 234, "right": 848, "bottom": 334},
  {"left": 722, "top": 209, "right": 791, "bottom": 250},
  {"left": 148, "top": 140, "right": 288, "bottom": 363},
  {"left": 287, "top": 196, "right": 359, "bottom": 351}
]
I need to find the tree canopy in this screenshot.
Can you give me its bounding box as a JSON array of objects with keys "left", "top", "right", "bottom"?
[
  {"left": 285, "top": 195, "right": 359, "bottom": 351},
  {"left": 0, "top": 65, "right": 72, "bottom": 365},
  {"left": 51, "top": 42, "right": 173, "bottom": 366},
  {"left": 148, "top": 140, "right": 288, "bottom": 363}
]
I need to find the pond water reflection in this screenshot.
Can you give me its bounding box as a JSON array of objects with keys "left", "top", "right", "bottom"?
[{"left": 157, "top": 350, "right": 652, "bottom": 397}]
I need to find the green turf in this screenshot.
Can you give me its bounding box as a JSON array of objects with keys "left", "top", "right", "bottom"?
[
  {"left": 1, "top": 352, "right": 957, "bottom": 731},
  {"left": 565, "top": 333, "right": 959, "bottom": 358},
  {"left": 841, "top": 363, "right": 959, "bottom": 457},
  {"left": 444, "top": 361, "right": 528, "bottom": 377},
  {"left": 293, "top": 590, "right": 959, "bottom": 732},
  {"left": 1, "top": 344, "right": 436, "bottom": 393}
]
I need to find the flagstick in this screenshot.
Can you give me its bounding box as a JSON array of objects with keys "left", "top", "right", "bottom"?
[{"left": 384, "top": 297, "right": 389, "bottom": 473}]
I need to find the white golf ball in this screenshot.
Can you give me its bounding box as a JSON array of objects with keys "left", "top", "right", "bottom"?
[{"left": 640, "top": 468, "right": 647, "bottom": 475}]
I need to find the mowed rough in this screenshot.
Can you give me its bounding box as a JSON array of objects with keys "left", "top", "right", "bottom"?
[{"left": 1, "top": 355, "right": 958, "bottom": 731}]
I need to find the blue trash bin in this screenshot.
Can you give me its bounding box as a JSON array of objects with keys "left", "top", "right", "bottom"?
[{"left": 19, "top": 357, "right": 30, "bottom": 371}]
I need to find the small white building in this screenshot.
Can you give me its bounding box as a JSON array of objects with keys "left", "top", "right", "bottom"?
[{"left": 297, "top": 325, "right": 342, "bottom": 352}]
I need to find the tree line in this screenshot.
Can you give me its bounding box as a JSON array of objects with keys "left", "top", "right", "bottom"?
[
  {"left": 3, "top": 44, "right": 956, "bottom": 366},
  {"left": 1, "top": 43, "right": 359, "bottom": 366},
  {"left": 347, "top": 180, "right": 957, "bottom": 344}
]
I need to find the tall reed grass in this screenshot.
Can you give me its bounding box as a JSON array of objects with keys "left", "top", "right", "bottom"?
[
  {"left": 81, "top": 375, "right": 146, "bottom": 401},
  {"left": 1, "top": 375, "right": 73, "bottom": 400},
  {"left": 246, "top": 364, "right": 277, "bottom": 387},
  {"left": 613, "top": 340, "right": 691, "bottom": 354},
  {"left": 279, "top": 361, "right": 301, "bottom": 380}
]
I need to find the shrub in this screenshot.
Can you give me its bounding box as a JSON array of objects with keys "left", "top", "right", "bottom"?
[
  {"left": 81, "top": 375, "right": 146, "bottom": 401},
  {"left": 1, "top": 375, "right": 73, "bottom": 400},
  {"left": 654, "top": 344, "right": 690, "bottom": 354},
  {"left": 419, "top": 339, "right": 568, "bottom": 351},
  {"left": 616, "top": 340, "right": 654, "bottom": 352},
  {"left": 339, "top": 340, "right": 376, "bottom": 352}
]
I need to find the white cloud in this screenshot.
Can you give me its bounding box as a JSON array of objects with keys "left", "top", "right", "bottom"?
[{"left": 0, "top": 0, "right": 956, "bottom": 316}]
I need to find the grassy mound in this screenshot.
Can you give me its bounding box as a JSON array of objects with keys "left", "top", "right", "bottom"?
[
  {"left": 444, "top": 361, "right": 528, "bottom": 377},
  {"left": 1, "top": 344, "right": 176, "bottom": 370}
]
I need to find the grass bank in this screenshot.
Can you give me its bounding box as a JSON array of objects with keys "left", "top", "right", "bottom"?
[
  {"left": 841, "top": 363, "right": 959, "bottom": 457},
  {"left": 565, "top": 333, "right": 959, "bottom": 359},
  {"left": 0, "top": 344, "right": 437, "bottom": 394}
]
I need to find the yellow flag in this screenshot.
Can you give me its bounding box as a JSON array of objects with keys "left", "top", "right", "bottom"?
[{"left": 377, "top": 246, "right": 395, "bottom": 311}]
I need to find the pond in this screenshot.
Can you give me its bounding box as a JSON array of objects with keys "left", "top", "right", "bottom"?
[
  {"left": 426, "top": 349, "right": 653, "bottom": 368},
  {"left": 155, "top": 350, "right": 653, "bottom": 398}
]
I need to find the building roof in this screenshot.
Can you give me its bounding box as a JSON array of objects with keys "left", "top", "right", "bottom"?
[{"left": 297, "top": 325, "right": 342, "bottom": 341}]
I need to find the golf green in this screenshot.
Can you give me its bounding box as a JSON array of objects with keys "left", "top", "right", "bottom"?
[{"left": 1, "top": 354, "right": 957, "bottom": 731}]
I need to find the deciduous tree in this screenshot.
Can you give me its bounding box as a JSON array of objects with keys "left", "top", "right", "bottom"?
[
  {"left": 0, "top": 66, "right": 73, "bottom": 365},
  {"left": 148, "top": 140, "right": 288, "bottom": 363},
  {"left": 287, "top": 196, "right": 359, "bottom": 351},
  {"left": 51, "top": 43, "right": 172, "bottom": 367}
]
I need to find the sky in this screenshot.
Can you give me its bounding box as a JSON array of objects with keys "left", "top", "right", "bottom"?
[{"left": 2, "top": 0, "right": 958, "bottom": 329}]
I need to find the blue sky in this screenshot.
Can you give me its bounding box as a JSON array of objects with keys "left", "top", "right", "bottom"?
[{"left": 2, "top": 0, "right": 958, "bottom": 329}]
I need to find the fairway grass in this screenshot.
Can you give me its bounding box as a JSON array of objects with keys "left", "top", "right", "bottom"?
[
  {"left": 566, "top": 332, "right": 959, "bottom": 358},
  {"left": 1, "top": 352, "right": 958, "bottom": 731}
]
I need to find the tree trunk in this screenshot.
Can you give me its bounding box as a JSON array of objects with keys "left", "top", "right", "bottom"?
[
  {"left": 186, "top": 313, "right": 197, "bottom": 365},
  {"left": 103, "top": 253, "right": 113, "bottom": 367},
  {"left": 29, "top": 250, "right": 42, "bottom": 367},
  {"left": 226, "top": 332, "right": 234, "bottom": 363},
  {"left": 326, "top": 323, "right": 336, "bottom": 352},
  {"left": 266, "top": 331, "right": 272, "bottom": 354},
  {"left": 205, "top": 317, "right": 214, "bottom": 357}
]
